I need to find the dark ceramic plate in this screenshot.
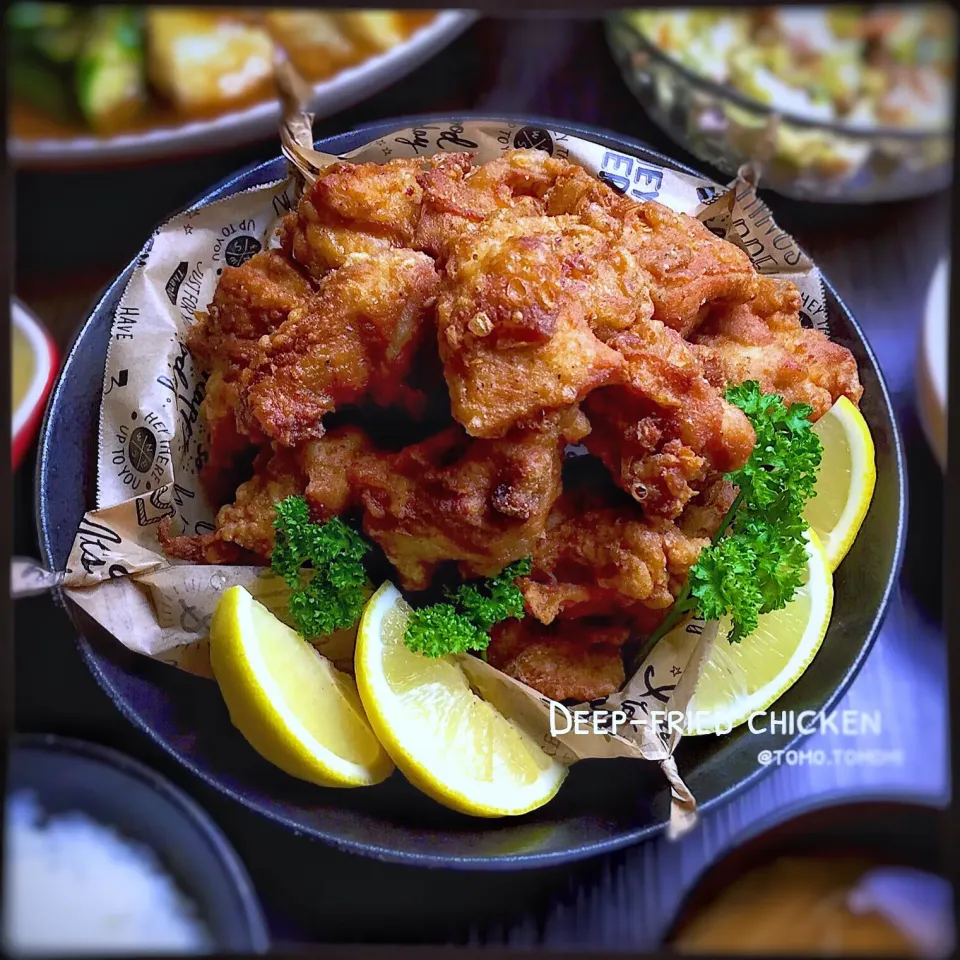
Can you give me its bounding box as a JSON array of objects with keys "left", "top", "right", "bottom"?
[
  {"left": 37, "top": 114, "right": 906, "bottom": 869},
  {"left": 7, "top": 734, "right": 269, "bottom": 951}
]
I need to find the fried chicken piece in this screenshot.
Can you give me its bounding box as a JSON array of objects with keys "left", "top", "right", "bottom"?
[
  {"left": 519, "top": 490, "right": 710, "bottom": 625},
  {"left": 414, "top": 148, "right": 564, "bottom": 261},
  {"left": 582, "top": 323, "right": 756, "bottom": 519},
  {"left": 487, "top": 617, "right": 629, "bottom": 703},
  {"left": 187, "top": 250, "right": 316, "bottom": 505},
  {"left": 242, "top": 249, "right": 440, "bottom": 447},
  {"left": 213, "top": 447, "right": 306, "bottom": 558},
  {"left": 352, "top": 414, "right": 575, "bottom": 591},
  {"left": 188, "top": 249, "right": 315, "bottom": 369},
  {"left": 679, "top": 477, "right": 739, "bottom": 541},
  {"left": 437, "top": 214, "right": 627, "bottom": 438},
  {"left": 198, "top": 369, "right": 260, "bottom": 508},
  {"left": 544, "top": 164, "right": 759, "bottom": 336},
  {"left": 692, "top": 276, "right": 864, "bottom": 420},
  {"left": 158, "top": 426, "right": 375, "bottom": 564},
  {"left": 287, "top": 153, "right": 474, "bottom": 279},
  {"left": 157, "top": 448, "right": 301, "bottom": 565},
  {"left": 300, "top": 425, "right": 375, "bottom": 520},
  {"left": 157, "top": 521, "right": 255, "bottom": 565}
]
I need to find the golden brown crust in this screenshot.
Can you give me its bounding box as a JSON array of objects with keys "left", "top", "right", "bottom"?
[
  {"left": 693, "top": 276, "right": 864, "bottom": 420},
  {"left": 241, "top": 249, "right": 440, "bottom": 447},
  {"left": 520, "top": 490, "right": 709, "bottom": 625},
  {"left": 487, "top": 618, "right": 629, "bottom": 703},
  {"left": 581, "top": 322, "right": 756, "bottom": 519},
  {"left": 543, "top": 164, "right": 759, "bottom": 336},
  {"left": 436, "top": 214, "right": 628, "bottom": 438},
  {"left": 288, "top": 156, "right": 432, "bottom": 278},
  {"left": 352, "top": 415, "right": 568, "bottom": 591}
]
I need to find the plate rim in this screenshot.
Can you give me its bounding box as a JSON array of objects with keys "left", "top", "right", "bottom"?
[{"left": 35, "top": 113, "right": 908, "bottom": 869}]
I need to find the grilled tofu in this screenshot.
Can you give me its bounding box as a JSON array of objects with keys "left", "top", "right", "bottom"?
[{"left": 146, "top": 9, "right": 275, "bottom": 115}]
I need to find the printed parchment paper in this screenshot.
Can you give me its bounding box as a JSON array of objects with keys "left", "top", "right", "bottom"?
[{"left": 59, "top": 120, "right": 830, "bottom": 837}]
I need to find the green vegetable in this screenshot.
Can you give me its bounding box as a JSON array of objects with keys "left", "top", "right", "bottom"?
[
  {"left": 7, "top": 3, "right": 84, "bottom": 120},
  {"left": 8, "top": 56, "right": 74, "bottom": 120},
  {"left": 76, "top": 7, "right": 146, "bottom": 133},
  {"left": 271, "top": 496, "right": 371, "bottom": 639},
  {"left": 633, "top": 382, "right": 822, "bottom": 666},
  {"left": 403, "top": 604, "right": 488, "bottom": 659},
  {"left": 7, "top": 3, "right": 77, "bottom": 35},
  {"left": 404, "top": 558, "right": 533, "bottom": 659}
]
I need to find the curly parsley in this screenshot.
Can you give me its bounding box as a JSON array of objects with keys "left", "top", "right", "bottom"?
[
  {"left": 635, "top": 382, "right": 823, "bottom": 664},
  {"left": 404, "top": 558, "right": 532, "bottom": 658},
  {"left": 271, "top": 496, "right": 370, "bottom": 638}
]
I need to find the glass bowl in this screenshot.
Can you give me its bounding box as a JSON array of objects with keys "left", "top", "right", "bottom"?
[{"left": 606, "top": 12, "right": 953, "bottom": 203}]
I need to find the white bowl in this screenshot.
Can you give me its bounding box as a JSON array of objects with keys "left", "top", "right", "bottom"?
[
  {"left": 11, "top": 299, "right": 57, "bottom": 469},
  {"left": 917, "top": 258, "right": 948, "bottom": 470}
]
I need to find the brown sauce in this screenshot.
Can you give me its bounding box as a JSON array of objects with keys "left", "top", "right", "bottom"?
[{"left": 672, "top": 856, "right": 947, "bottom": 956}]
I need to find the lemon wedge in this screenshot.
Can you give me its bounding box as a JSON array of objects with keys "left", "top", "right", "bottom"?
[
  {"left": 671, "top": 530, "right": 834, "bottom": 736},
  {"left": 209, "top": 585, "right": 393, "bottom": 788},
  {"left": 804, "top": 396, "right": 877, "bottom": 572},
  {"left": 354, "top": 583, "right": 567, "bottom": 817}
]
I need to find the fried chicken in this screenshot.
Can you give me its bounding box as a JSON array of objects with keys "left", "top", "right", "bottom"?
[
  {"left": 519, "top": 489, "right": 710, "bottom": 626},
  {"left": 352, "top": 414, "right": 576, "bottom": 591},
  {"left": 414, "top": 148, "right": 561, "bottom": 261},
  {"left": 157, "top": 522, "right": 255, "bottom": 565},
  {"left": 161, "top": 426, "right": 375, "bottom": 564},
  {"left": 692, "top": 276, "right": 864, "bottom": 420},
  {"left": 287, "top": 148, "right": 571, "bottom": 278},
  {"left": 158, "top": 446, "right": 302, "bottom": 564},
  {"left": 436, "top": 214, "right": 627, "bottom": 438},
  {"left": 188, "top": 249, "right": 315, "bottom": 369},
  {"left": 160, "top": 148, "right": 865, "bottom": 714},
  {"left": 285, "top": 154, "right": 469, "bottom": 279},
  {"left": 487, "top": 617, "right": 630, "bottom": 703},
  {"left": 242, "top": 248, "right": 440, "bottom": 447},
  {"left": 582, "top": 323, "right": 756, "bottom": 519},
  {"left": 678, "top": 477, "right": 739, "bottom": 541},
  {"left": 543, "top": 162, "right": 759, "bottom": 336},
  {"left": 187, "top": 250, "right": 315, "bottom": 505}
]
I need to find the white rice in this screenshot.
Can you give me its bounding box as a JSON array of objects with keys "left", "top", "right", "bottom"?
[{"left": 3, "top": 792, "right": 213, "bottom": 956}]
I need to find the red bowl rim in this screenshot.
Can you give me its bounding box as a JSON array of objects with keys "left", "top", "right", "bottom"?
[{"left": 12, "top": 298, "right": 58, "bottom": 469}]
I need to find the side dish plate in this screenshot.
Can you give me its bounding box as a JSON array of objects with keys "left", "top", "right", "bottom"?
[
  {"left": 10, "top": 13, "right": 474, "bottom": 169},
  {"left": 37, "top": 115, "right": 906, "bottom": 868}
]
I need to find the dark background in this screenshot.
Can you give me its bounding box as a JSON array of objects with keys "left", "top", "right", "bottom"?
[{"left": 12, "top": 16, "right": 947, "bottom": 948}]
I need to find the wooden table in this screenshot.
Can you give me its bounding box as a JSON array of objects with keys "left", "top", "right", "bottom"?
[{"left": 13, "top": 16, "right": 948, "bottom": 949}]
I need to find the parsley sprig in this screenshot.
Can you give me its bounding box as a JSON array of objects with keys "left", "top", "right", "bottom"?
[
  {"left": 634, "top": 382, "right": 823, "bottom": 666},
  {"left": 403, "top": 558, "right": 532, "bottom": 658},
  {"left": 271, "top": 496, "right": 371, "bottom": 638}
]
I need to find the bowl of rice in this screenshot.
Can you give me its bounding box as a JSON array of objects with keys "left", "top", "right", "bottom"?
[{"left": 3, "top": 735, "right": 269, "bottom": 956}]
